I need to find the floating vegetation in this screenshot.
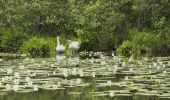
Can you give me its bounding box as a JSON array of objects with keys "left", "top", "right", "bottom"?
[{"left": 0, "top": 52, "right": 170, "bottom": 99}]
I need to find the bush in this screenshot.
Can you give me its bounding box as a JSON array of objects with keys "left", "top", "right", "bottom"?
[
  {"left": 132, "top": 33, "right": 156, "bottom": 56},
  {"left": 22, "top": 37, "right": 56, "bottom": 57},
  {"left": 117, "top": 29, "right": 159, "bottom": 56},
  {"left": 1, "top": 28, "right": 27, "bottom": 52},
  {"left": 116, "top": 40, "right": 133, "bottom": 56}
]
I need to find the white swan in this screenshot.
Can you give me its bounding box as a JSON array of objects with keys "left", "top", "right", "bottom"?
[
  {"left": 68, "top": 40, "right": 80, "bottom": 51},
  {"left": 56, "top": 36, "right": 65, "bottom": 53}
]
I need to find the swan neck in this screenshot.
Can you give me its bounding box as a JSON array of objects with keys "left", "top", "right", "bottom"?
[{"left": 57, "top": 37, "right": 60, "bottom": 46}]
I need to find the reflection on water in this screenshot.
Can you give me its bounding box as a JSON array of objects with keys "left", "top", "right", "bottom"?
[{"left": 56, "top": 54, "right": 66, "bottom": 61}]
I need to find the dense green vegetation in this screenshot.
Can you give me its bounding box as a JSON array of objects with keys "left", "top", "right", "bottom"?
[
  {"left": 0, "top": 0, "right": 169, "bottom": 57},
  {"left": 22, "top": 37, "right": 56, "bottom": 57},
  {"left": 1, "top": 28, "right": 28, "bottom": 52}
]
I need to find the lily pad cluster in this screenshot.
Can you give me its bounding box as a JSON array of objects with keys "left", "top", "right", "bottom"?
[{"left": 0, "top": 52, "right": 170, "bottom": 99}]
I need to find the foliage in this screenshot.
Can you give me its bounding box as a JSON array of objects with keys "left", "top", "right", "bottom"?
[
  {"left": 22, "top": 37, "right": 56, "bottom": 57},
  {"left": 0, "top": 0, "right": 74, "bottom": 36},
  {"left": 1, "top": 28, "right": 27, "bottom": 52},
  {"left": 72, "top": 0, "right": 124, "bottom": 51},
  {"left": 0, "top": 0, "right": 169, "bottom": 56},
  {"left": 116, "top": 40, "right": 133, "bottom": 56},
  {"left": 117, "top": 28, "right": 170, "bottom": 56},
  {"left": 131, "top": 31, "right": 156, "bottom": 55}
]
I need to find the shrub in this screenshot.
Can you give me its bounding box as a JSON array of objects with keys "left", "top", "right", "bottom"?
[
  {"left": 117, "top": 29, "right": 159, "bottom": 56},
  {"left": 1, "top": 28, "right": 27, "bottom": 52},
  {"left": 116, "top": 40, "right": 133, "bottom": 56},
  {"left": 22, "top": 37, "right": 56, "bottom": 57},
  {"left": 131, "top": 31, "right": 160, "bottom": 56}
]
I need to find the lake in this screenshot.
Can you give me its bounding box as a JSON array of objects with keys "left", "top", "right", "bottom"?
[{"left": 0, "top": 52, "right": 170, "bottom": 100}]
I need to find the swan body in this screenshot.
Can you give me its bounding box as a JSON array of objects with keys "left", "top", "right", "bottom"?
[
  {"left": 69, "top": 41, "right": 80, "bottom": 51},
  {"left": 56, "top": 36, "right": 65, "bottom": 53},
  {"left": 56, "top": 45, "right": 65, "bottom": 52}
]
